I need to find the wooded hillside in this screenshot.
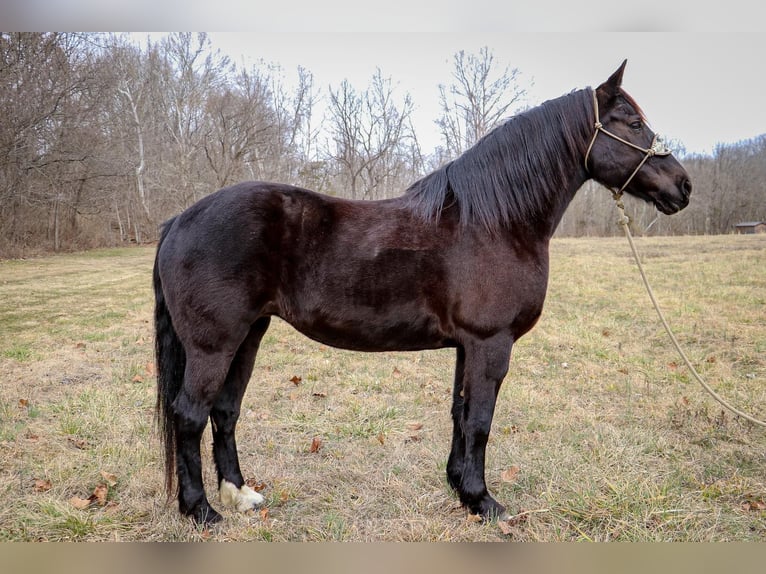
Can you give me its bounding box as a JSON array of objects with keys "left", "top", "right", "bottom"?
[{"left": 2, "top": 33, "right": 764, "bottom": 256}]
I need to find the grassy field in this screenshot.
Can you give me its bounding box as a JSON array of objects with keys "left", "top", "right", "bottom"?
[{"left": 1, "top": 234, "right": 765, "bottom": 541}]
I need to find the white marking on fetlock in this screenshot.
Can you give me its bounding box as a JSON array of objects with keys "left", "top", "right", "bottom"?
[
  {"left": 219, "top": 480, "right": 265, "bottom": 513},
  {"left": 219, "top": 480, "right": 239, "bottom": 507}
]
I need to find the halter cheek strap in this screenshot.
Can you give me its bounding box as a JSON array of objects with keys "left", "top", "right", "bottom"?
[{"left": 584, "top": 88, "right": 672, "bottom": 199}]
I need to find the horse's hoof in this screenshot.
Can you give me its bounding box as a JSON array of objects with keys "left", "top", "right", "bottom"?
[
  {"left": 220, "top": 479, "right": 265, "bottom": 513},
  {"left": 191, "top": 504, "right": 223, "bottom": 526},
  {"left": 476, "top": 497, "right": 508, "bottom": 523}
]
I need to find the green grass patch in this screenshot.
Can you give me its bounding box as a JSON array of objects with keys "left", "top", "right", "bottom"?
[{"left": 2, "top": 344, "right": 33, "bottom": 361}]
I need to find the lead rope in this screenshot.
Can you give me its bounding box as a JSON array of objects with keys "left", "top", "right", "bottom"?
[{"left": 612, "top": 194, "right": 766, "bottom": 428}]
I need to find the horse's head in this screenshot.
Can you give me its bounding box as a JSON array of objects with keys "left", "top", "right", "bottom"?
[{"left": 585, "top": 60, "right": 692, "bottom": 215}]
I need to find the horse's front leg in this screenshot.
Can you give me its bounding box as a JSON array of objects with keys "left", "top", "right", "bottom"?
[
  {"left": 447, "top": 347, "right": 466, "bottom": 491},
  {"left": 450, "top": 333, "right": 513, "bottom": 520}
]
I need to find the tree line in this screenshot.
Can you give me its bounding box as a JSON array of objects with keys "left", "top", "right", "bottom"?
[
  {"left": 1, "top": 32, "right": 764, "bottom": 257},
  {"left": 558, "top": 136, "right": 766, "bottom": 237}
]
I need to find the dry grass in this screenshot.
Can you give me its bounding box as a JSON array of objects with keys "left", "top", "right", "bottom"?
[{"left": 1, "top": 234, "right": 765, "bottom": 541}]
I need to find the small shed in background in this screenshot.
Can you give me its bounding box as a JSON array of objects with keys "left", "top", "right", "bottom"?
[{"left": 734, "top": 221, "right": 766, "bottom": 234}]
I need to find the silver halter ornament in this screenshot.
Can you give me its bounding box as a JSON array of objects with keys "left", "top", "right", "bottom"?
[{"left": 584, "top": 88, "right": 672, "bottom": 200}]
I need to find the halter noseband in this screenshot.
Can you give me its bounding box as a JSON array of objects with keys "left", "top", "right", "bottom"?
[{"left": 584, "top": 88, "right": 672, "bottom": 199}]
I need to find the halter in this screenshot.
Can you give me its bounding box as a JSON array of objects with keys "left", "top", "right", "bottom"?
[{"left": 584, "top": 88, "right": 672, "bottom": 199}]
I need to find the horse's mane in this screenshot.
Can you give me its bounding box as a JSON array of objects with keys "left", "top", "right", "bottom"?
[{"left": 403, "top": 88, "right": 595, "bottom": 232}]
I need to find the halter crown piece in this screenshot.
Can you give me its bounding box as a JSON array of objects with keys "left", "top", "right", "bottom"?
[{"left": 584, "top": 88, "right": 672, "bottom": 200}]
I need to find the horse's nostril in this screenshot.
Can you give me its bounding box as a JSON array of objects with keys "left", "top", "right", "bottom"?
[{"left": 682, "top": 178, "right": 692, "bottom": 198}]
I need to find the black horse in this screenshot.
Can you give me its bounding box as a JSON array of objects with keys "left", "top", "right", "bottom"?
[{"left": 154, "top": 61, "right": 691, "bottom": 525}]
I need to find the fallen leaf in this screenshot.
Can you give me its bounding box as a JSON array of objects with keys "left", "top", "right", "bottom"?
[
  {"left": 105, "top": 501, "right": 121, "bottom": 514},
  {"left": 135, "top": 338, "right": 145, "bottom": 346},
  {"left": 279, "top": 490, "right": 290, "bottom": 503},
  {"left": 668, "top": 361, "right": 679, "bottom": 371},
  {"left": 498, "top": 520, "right": 513, "bottom": 535},
  {"left": 92, "top": 484, "right": 108, "bottom": 506},
  {"left": 75, "top": 342, "right": 86, "bottom": 349},
  {"left": 70, "top": 496, "right": 93, "bottom": 510},
  {"left": 312, "top": 391, "right": 327, "bottom": 398},
  {"left": 34, "top": 478, "right": 52, "bottom": 492},
  {"left": 309, "top": 436, "right": 322, "bottom": 453},
  {"left": 259, "top": 507, "right": 270, "bottom": 521},
  {"left": 69, "top": 483, "right": 109, "bottom": 509},
  {"left": 100, "top": 470, "right": 118, "bottom": 486},
  {"left": 504, "top": 511, "right": 531, "bottom": 527},
  {"left": 132, "top": 374, "right": 144, "bottom": 383},
  {"left": 68, "top": 437, "right": 89, "bottom": 450},
  {"left": 501, "top": 466, "right": 520, "bottom": 484},
  {"left": 406, "top": 422, "right": 423, "bottom": 431},
  {"left": 466, "top": 513, "right": 482, "bottom": 524},
  {"left": 392, "top": 367, "right": 402, "bottom": 378},
  {"left": 290, "top": 375, "right": 302, "bottom": 386},
  {"left": 741, "top": 498, "right": 766, "bottom": 511},
  {"left": 145, "top": 362, "right": 156, "bottom": 376},
  {"left": 18, "top": 398, "right": 29, "bottom": 408},
  {"left": 245, "top": 478, "right": 267, "bottom": 492},
  {"left": 377, "top": 432, "right": 386, "bottom": 445}
]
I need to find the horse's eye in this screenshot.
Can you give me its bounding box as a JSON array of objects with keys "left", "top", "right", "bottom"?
[{"left": 630, "top": 121, "right": 643, "bottom": 131}]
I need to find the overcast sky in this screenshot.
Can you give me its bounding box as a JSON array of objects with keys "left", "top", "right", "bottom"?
[
  {"left": 6, "top": 2, "right": 765, "bottom": 156},
  {"left": 197, "top": 32, "right": 763, "bottom": 157}
]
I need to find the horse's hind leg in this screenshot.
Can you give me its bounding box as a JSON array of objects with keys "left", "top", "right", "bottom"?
[
  {"left": 213, "top": 317, "right": 271, "bottom": 513},
  {"left": 173, "top": 350, "right": 236, "bottom": 525}
]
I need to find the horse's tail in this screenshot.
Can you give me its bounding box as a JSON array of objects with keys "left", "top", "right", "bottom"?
[{"left": 153, "top": 216, "right": 184, "bottom": 499}]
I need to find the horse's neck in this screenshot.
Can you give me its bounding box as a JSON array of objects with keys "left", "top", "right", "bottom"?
[
  {"left": 505, "top": 95, "right": 594, "bottom": 238},
  {"left": 523, "top": 164, "right": 589, "bottom": 241},
  {"left": 552, "top": 169, "right": 590, "bottom": 234}
]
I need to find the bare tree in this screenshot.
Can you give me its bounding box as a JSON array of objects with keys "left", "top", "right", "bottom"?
[
  {"left": 110, "top": 38, "right": 152, "bottom": 224},
  {"left": 202, "top": 66, "right": 275, "bottom": 188},
  {"left": 436, "top": 46, "right": 527, "bottom": 158},
  {"left": 155, "top": 33, "right": 232, "bottom": 205},
  {"left": 0, "top": 32, "right": 110, "bottom": 251},
  {"left": 289, "top": 67, "right": 329, "bottom": 192},
  {"left": 326, "top": 69, "right": 419, "bottom": 199},
  {"left": 1, "top": 33, "right": 314, "bottom": 254},
  {"left": 293, "top": 67, "right": 322, "bottom": 164}
]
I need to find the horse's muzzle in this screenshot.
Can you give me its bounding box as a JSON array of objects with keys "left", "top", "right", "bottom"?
[{"left": 656, "top": 177, "right": 692, "bottom": 214}]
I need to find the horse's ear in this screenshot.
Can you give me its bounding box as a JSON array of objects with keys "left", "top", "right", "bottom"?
[{"left": 596, "top": 59, "right": 627, "bottom": 102}]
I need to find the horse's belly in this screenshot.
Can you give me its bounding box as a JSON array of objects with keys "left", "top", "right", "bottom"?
[{"left": 282, "top": 310, "right": 451, "bottom": 353}]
